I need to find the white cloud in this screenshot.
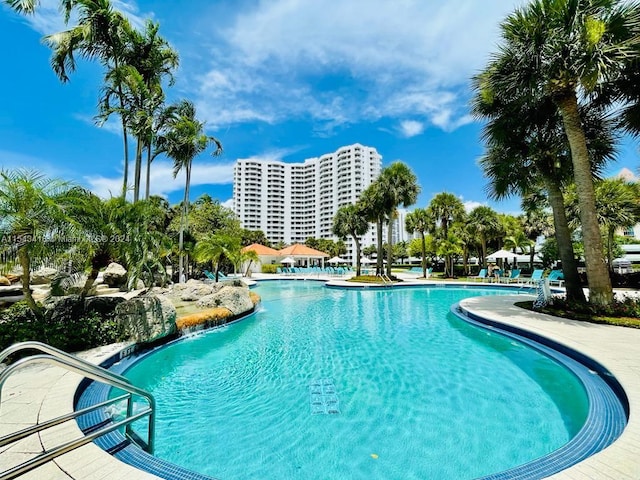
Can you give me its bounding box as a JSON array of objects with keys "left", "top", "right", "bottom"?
[
  {"left": 398, "top": 120, "right": 424, "bottom": 138},
  {"left": 187, "top": 1, "right": 521, "bottom": 133},
  {"left": 221, "top": 198, "right": 234, "bottom": 209},
  {"left": 85, "top": 159, "right": 235, "bottom": 199},
  {"left": 463, "top": 200, "right": 485, "bottom": 213}
]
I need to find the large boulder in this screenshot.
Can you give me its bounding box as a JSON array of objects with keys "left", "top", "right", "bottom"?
[
  {"left": 103, "top": 263, "right": 127, "bottom": 288},
  {"left": 115, "top": 294, "right": 177, "bottom": 343},
  {"left": 31, "top": 267, "right": 59, "bottom": 285},
  {"left": 84, "top": 296, "right": 126, "bottom": 316},
  {"left": 176, "top": 280, "right": 223, "bottom": 301},
  {"left": 196, "top": 286, "right": 254, "bottom": 315}
]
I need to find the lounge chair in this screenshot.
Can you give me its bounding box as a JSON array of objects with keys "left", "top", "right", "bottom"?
[
  {"left": 547, "top": 269, "right": 564, "bottom": 287},
  {"left": 203, "top": 270, "right": 216, "bottom": 281},
  {"left": 505, "top": 269, "right": 521, "bottom": 283},
  {"left": 525, "top": 269, "right": 544, "bottom": 285},
  {"left": 470, "top": 268, "right": 487, "bottom": 282}
]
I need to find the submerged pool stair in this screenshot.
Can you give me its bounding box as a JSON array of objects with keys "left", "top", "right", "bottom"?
[{"left": 309, "top": 378, "right": 340, "bottom": 414}]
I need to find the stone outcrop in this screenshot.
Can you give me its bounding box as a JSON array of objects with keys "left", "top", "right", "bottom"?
[
  {"left": 115, "top": 294, "right": 177, "bottom": 343},
  {"left": 31, "top": 267, "right": 58, "bottom": 285},
  {"left": 103, "top": 263, "right": 127, "bottom": 288},
  {"left": 196, "top": 286, "right": 254, "bottom": 315}
]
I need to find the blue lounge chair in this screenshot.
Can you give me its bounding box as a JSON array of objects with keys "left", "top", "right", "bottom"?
[
  {"left": 203, "top": 270, "right": 216, "bottom": 281},
  {"left": 471, "top": 268, "right": 487, "bottom": 282},
  {"left": 505, "top": 269, "right": 521, "bottom": 283},
  {"left": 526, "top": 269, "right": 544, "bottom": 285},
  {"left": 547, "top": 269, "right": 564, "bottom": 287}
]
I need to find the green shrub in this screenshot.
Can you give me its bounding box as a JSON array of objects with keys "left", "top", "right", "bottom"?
[
  {"left": 262, "top": 264, "right": 278, "bottom": 274},
  {"left": 0, "top": 300, "right": 128, "bottom": 354}
]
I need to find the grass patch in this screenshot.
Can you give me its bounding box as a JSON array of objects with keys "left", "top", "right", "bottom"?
[
  {"left": 515, "top": 300, "right": 640, "bottom": 329},
  {"left": 348, "top": 275, "right": 401, "bottom": 284}
]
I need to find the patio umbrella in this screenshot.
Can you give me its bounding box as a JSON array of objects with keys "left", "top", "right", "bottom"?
[
  {"left": 281, "top": 257, "right": 295, "bottom": 264},
  {"left": 487, "top": 249, "right": 518, "bottom": 268},
  {"left": 360, "top": 257, "right": 375, "bottom": 264},
  {"left": 328, "top": 256, "right": 347, "bottom": 264}
]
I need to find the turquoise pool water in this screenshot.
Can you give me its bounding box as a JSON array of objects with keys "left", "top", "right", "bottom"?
[{"left": 122, "top": 281, "right": 589, "bottom": 479}]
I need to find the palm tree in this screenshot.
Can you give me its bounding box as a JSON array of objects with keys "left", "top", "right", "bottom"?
[
  {"left": 358, "top": 183, "right": 387, "bottom": 275},
  {"left": 488, "top": 0, "right": 640, "bottom": 306},
  {"left": 466, "top": 206, "right": 502, "bottom": 268},
  {"left": 155, "top": 100, "right": 223, "bottom": 283},
  {"left": 472, "top": 55, "right": 617, "bottom": 304},
  {"left": 566, "top": 178, "right": 640, "bottom": 271},
  {"left": 503, "top": 231, "right": 534, "bottom": 270},
  {"left": 193, "top": 233, "right": 239, "bottom": 282},
  {"left": 119, "top": 20, "right": 179, "bottom": 200},
  {"left": 428, "top": 192, "right": 465, "bottom": 277},
  {"left": 0, "top": 170, "right": 80, "bottom": 316},
  {"left": 520, "top": 200, "right": 554, "bottom": 271},
  {"left": 405, "top": 208, "right": 433, "bottom": 278},
  {"left": 333, "top": 204, "right": 370, "bottom": 276},
  {"left": 378, "top": 162, "right": 420, "bottom": 277},
  {"left": 36, "top": 0, "right": 134, "bottom": 199}
]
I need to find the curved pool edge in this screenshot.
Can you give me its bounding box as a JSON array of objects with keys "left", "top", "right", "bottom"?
[
  {"left": 458, "top": 294, "right": 640, "bottom": 480},
  {"left": 73, "top": 290, "right": 640, "bottom": 480},
  {"left": 453, "top": 300, "right": 627, "bottom": 479}
]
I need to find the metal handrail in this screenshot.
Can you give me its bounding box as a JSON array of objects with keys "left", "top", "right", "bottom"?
[{"left": 0, "top": 342, "right": 155, "bottom": 480}]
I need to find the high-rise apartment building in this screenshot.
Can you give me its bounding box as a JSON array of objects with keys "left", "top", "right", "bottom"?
[{"left": 233, "top": 144, "right": 382, "bottom": 257}]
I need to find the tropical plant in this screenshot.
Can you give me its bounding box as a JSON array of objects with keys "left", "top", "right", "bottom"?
[
  {"left": 472, "top": 52, "right": 617, "bottom": 303},
  {"left": 358, "top": 183, "right": 387, "bottom": 275},
  {"left": 428, "top": 192, "right": 465, "bottom": 277},
  {"left": 484, "top": 0, "right": 640, "bottom": 305},
  {"left": 333, "top": 204, "right": 371, "bottom": 276},
  {"left": 520, "top": 202, "right": 554, "bottom": 271},
  {"left": 0, "top": 170, "right": 82, "bottom": 316},
  {"left": 405, "top": 208, "right": 433, "bottom": 278},
  {"left": 193, "top": 233, "right": 240, "bottom": 282},
  {"left": 466, "top": 206, "right": 502, "bottom": 268},
  {"left": 566, "top": 178, "right": 640, "bottom": 271},
  {"left": 155, "top": 100, "right": 223, "bottom": 283},
  {"left": 377, "top": 162, "right": 420, "bottom": 276}
]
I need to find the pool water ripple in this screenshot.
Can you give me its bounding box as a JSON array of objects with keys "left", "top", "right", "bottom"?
[{"left": 115, "top": 282, "right": 592, "bottom": 479}]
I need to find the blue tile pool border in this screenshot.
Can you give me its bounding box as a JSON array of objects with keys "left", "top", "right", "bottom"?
[
  {"left": 453, "top": 303, "right": 628, "bottom": 480},
  {"left": 74, "top": 284, "right": 628, "bottom": 480}
]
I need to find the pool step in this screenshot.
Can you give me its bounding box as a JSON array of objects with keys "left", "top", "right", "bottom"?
[{"left": 309, "top": 378, "right": 340, "bottom": 414}]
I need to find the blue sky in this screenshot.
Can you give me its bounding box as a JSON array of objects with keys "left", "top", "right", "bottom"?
[{"left": 1, "top": 0, "right": 638, "bottom": 215}]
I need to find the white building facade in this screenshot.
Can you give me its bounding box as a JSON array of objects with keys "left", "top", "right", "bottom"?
[{"left": 233, "top": 144, "right": 382, "bottom": 259}]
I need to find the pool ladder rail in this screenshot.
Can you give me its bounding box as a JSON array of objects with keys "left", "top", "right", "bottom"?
[{"left": 0, "top": 341, "right": 156, "bottom": 480}]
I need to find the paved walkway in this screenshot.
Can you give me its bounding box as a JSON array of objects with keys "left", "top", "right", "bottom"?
[{"left": 1, "top": 285, "right": 639, "bottom": 479}]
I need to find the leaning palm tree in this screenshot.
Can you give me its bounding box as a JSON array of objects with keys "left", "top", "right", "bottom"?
[
  {"left": 472, "top": 54, "right": 617, "bottom": 304},
  {"left": 38, "top": 0, "right": 134, "bottom": 199},
  {"left": 333, "top": 204, "right": 370, "bottom": 277},
  {"left": 488, "top": 0, "right": 640, "bottom": 305},
  {"left": 405, "top": 208, "right": 433, "bottom": 278},
  {"left": 193, "top": 233, "right": 239, "bottom": 282},
  {"left": 155, "top": 100, "right": 223, "bottom": 283},
  {"left": 378, "top": 162, "right": 420, "bottom": 277}
]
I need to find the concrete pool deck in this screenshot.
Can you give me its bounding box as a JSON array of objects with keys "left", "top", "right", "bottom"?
[{"left": 1, "top": 283, "right": 639, "bottom": 479}]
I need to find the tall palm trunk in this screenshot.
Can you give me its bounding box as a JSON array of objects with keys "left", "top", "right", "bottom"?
[
  {"left": 112, "top": 55, "right": 131, "bottom": 201},
  {"left": 420, "top": 232, "right": 427, "bottom": 278},
  {"left": 545, "top": 179, "right": 586, "bottom": 303},
  {"left": 386, "top": 217, "right": 393, "bottom": 277},
  {"left": 353, "top": 235, "right": 362, "bottom": 277},
  {"left": 376, "top": 219, "right": 383, "bottom": 275},
  {"left": 178, "top": 161, "right": 192, "bottom": 283},
  {"left": 556, "top": 91, "right": 612, "bottom": 306},
  {"left": 133, "top": 137, "right": 143, "bottom": 202},
  {"left": 18, "top": 248, "right": 42, "bottom": 318},
  {"left": 145, "top": 141, "right": 152, "bottom": 200}
]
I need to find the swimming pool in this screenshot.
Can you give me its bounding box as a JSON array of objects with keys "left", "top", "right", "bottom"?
[{"left": 84, "top": 281, "right": 622, "bottom": 480}]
